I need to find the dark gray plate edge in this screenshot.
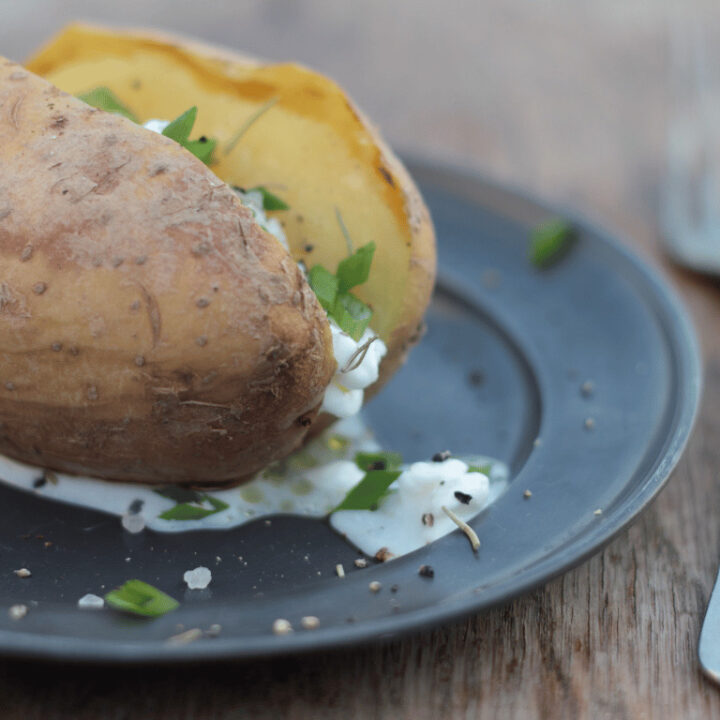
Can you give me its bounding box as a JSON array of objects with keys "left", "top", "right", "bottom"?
[{"left": 0, "top": 157, "right": 702, "bottom": 664}]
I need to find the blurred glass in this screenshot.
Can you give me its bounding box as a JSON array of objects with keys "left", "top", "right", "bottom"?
[{"left": 663, "top": 6, "right": 720, "bottom": 273}]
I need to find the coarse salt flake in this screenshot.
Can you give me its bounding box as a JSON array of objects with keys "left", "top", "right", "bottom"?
[
  {"left": 121, "top": 513, "right": 146, "bottom": 534},
  {"left": 8, "top": 604, "right": 27, "bottom": 620},
  {"left": 78, "top": 593, "right": 104, "bottom": 610},
  {"left": 183, "top": 566, "right": 212, "bottom": 590}
]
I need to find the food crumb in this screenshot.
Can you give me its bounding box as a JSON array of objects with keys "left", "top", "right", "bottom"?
[
  {"left": 533, "top": 438, "right": 543, "bottom": 447},
  {"left": 391, "top": 584, "right": 399, "bottom": 593},
  {"left": 184, "top": 566, "right": 212, "bottom": 590},
  {"left": 369, "top": 581, "right": 382, "bottom": 593},
  {"left": 335, "top": 563, "right": 345, "bottom": 578},
  {"left": 215, "top": 556, "right": 222, "bottom": 564},
  {"left": 422, "top": 513, "right": 435, "bottom": 527},
  {"left": 77, "top": 593, "right": 104, "bottom": 610},
  {"left": 441, "top": 505, "right": 481, "bottom": 551},
  {"left": 432, "top": 450, "right": 451, "bottom": 462},
  {"left": 205, "top": 623, "right": 222, "bottom": 638},
  {"left": 523, "top": 489, "right": 532, "bottom": 499},
  {"left": 301, "top": 615, "right": 320, "bottom": 630},
  {"left": 166, "top": 628, "right": 203, "bottom": 646},
  {"left": 354, "top": 558, "right": 368, "bottom": 569},
  {"left": 273, "top": 618, "right": 293, "bottom": 635},
  {"left": 584, "top": 417, "right": 596, "bottom": 430},
  {"left": 121, "top": 513, "right": 146, "bottom": 534},
  {"left": 594, "top": 508, "right": 603, "bottom": 516},
  {"left": 13, "top": 568, "right": 31, "bottom": 578},
  {"left": 580, "top": 380, "right": 595, "bottom": 397},
  {"left": 468, "top": 370, "right": 485, "bottom": 387},
  {"left": 374, "top": 547, "right": 394, "bottom": 563},
  {"left": 418, "top": 565, "right": 435, "bottom": 578},
  {"left": 8, "top": 604, "right": 27, "bottom": 620}
]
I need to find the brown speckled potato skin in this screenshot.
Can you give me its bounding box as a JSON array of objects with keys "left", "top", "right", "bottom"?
[{"left": 0, "top": 59, "right": 335, "bottom": 485}]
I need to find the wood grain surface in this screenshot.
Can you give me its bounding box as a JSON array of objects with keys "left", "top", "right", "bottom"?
[{"left": 2, "top": 1, "right": 720, "bottom": 717}]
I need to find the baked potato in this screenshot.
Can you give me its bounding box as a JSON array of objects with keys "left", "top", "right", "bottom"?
[
  {"left": 0, "top": 57, "right": 334, "bottom": 485},
  {"left": 27, "top": 23, "right": 437, "bottom": 407},
  {"left": 0, "top": 24, "right": 436, "bottom": 486}
]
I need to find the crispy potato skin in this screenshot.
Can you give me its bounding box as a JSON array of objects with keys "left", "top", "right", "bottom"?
[
  {"left": 27, "top": 23, "right": 437, "bottom": 418},
  {"left": 0, "top": 58, "right": 335, "bottom": 484}
]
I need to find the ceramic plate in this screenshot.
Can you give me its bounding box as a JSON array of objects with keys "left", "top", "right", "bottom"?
[{"left": 0, "top": 159, "right": 700, "bottom": 662}]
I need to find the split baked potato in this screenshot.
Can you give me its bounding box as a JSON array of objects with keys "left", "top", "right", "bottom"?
[{"left": 0, "top": 25, "right": 435, "bottom": 485}]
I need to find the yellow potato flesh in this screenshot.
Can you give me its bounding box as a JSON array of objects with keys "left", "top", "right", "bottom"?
[{"left": 27, "top": 25, "right": 424, "bottom": 345}]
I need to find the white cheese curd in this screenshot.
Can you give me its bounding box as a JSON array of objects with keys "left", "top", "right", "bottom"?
[
  {"left": 321, "top": 321, "right": 387, "bottom": 419},
  {"left": 330, "top": 459, "right": 507, "bottom": 558},
  {"left": 142, "top": 118, "right": 170, "bottom": 134},
  {"left": 233, "top": 188, "right": 289, "bottom": 251},
  {"left": 0, "top": 414, "right": 508, "bottom": 559}
]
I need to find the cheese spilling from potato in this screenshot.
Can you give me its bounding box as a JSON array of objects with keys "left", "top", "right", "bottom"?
[{"left": 143, "top": 117, "right": 386, "bottom": 421}]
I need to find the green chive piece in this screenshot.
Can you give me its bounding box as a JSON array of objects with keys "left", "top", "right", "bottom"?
[
  {"left": 183, "top": 137, "right": 217, "bottom": 165},
  {"left": 308, "top": 265, "right": 339, "bottom": 312},
  {"left": 333, "top": 292, "right": 373, "bottom": 340},
  {"left": 224, "top": 97, "right": 279, "bottom": 156},
  {"left": 467, "top": 464, "right": 492, "bottom": 475},
  {"left": 104, "top": 580, "right": 179, "bottom": 618},
  {"left": 159, "top": 107, "right": 217, "bottom": 165},
  {"left": 354, "top": 451, "right": 403, "bottom": 472},
  {"left": 161, "top": 106, "right": 198, "bottom": 144},
  {"left": 76, "top": 87, "right": 138, "bottom": 122},
  {"left": 336, "top": 242, "right": 376, "bottom": 293},
  {"left": 529, "top": 218, "right": 576, "bottom": 268},
  {"left": 153, "top": 486, "right": 205, "bottom": 504},
  {"left": 248, "top": 186, "right": 290, "bottom": 211},
  {"left": 333, "top": 469, "right": 402, "bottom": 512},
  {"left": 335, "top": 207, "right": 354, "bottom": 255},
  {"left": 158, "top": 495, "right": 229, "bottom": 521}
]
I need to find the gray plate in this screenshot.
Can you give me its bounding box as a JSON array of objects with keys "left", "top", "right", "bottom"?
[{"left": 0, "top": 160, "right": 701, "bottom": 663}]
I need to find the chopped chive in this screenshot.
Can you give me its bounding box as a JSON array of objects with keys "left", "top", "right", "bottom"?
[
  {"left": 248, "top": 186, "right": 290, "bottom": 211},
  {"left": 336, "top": 242, "right": 376, "bottom": 293},
  {"left": 335, "top": 207, "right": 354, "bottom": 255},
  {"left": 76, "top": 87, "right": 138, "bottom": 122},
  {"left": 529, "top": 218, "right": 576, "bottom": 268},
  {"left": 153, "top": 486, "right": 205, "bottom": 504},
  {"left": 183, "top": 137, "right": 217, "bottom": 165},
  {"left": 355, "top": 451, "right": 403, "bottom": 472},
  {"left": 161, "top": 106, "right": 197, "bottom": 144},
  {"left": 467, "top": 464, "right": 492, "bottom": 475},
  {"left": 158, "top": 495, "right": 229, "bottom": 521},
  {"left": 332, "top": 292, "right": 373, "bottom": 340},
  {"left": 333, "top": 469, "right": 402, "bottom": 512},
  {"left": 104, "top": 580, "right": 179, "bottom": 618},
  {"left": 224, "top": 97, "right": 279, "bottom": 156},
  {"left": 308, "top": 265, "right": 339, "bottom": 312}
]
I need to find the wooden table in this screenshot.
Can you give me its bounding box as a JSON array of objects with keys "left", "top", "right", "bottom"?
[{"left": 2, "top": 2, "right": 720, "bottom": 717}]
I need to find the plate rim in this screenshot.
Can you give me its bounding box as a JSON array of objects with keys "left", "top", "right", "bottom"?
[{"left": 0, "top": 156, "right": 702, "bottom": 664}]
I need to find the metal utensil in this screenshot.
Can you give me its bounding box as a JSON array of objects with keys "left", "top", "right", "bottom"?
[{"left": 699, "top": 566, "right": 720, "bottom": 682}]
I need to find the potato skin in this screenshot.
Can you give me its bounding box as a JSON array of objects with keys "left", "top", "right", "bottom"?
[
  {"left": 0, "top": 58, "right": 335, "bottom": 485},
  {"left": 27, "top": 23, "right": 437, "bottom": 416}
]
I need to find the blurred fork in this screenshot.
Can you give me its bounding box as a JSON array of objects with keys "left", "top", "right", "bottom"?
[{"left": 700, "top": 566, "right": 720, "bottom": 683}]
